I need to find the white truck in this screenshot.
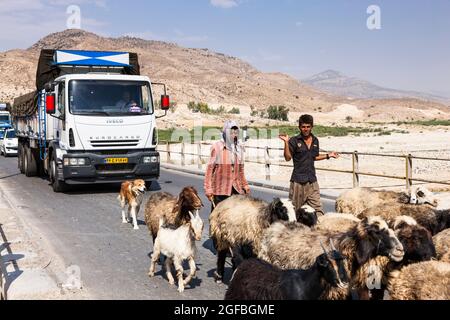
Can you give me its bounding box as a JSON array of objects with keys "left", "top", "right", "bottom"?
[{"left": 11, "top": 49, "right": 170, "bottom": 192}]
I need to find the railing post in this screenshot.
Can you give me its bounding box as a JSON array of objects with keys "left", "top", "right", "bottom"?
[
  {"left": 406, "top": 154, "right": 412, "bottom": 191},
  {"left": 352, "top": 151, "right": 360, "bottom": 188},
  {"left": 181, "top": 142, "right": 185, "bottom": 167},
  {"left": 245, "top": 144, "right": 250, "bottom": 162},
  {"left": 197, "top": 142, "right": 202, "bottom": 170},
  {"left": 265, "top": 146, "right": 271, "bottom": 181},
  {"left": 166, "top": 141, "right": 171, "bottom": 163}
]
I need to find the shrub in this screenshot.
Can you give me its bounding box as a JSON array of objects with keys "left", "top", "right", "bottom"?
[
  {"left": 228, "top": 107, "right": 240, "bottom": 114},
  {"left": 267, "top": 105, "right": 289, "bottom": 121}
]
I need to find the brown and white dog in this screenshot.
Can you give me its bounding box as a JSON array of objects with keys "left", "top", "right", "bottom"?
[{"left": 118, "top": 179, "right": 147, "bottom": 230}]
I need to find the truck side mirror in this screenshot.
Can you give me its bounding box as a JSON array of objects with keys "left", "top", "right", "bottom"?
[
  {"left": 161, "top": 95, "right": 170, "bottom": 111},
  {"left": 46, "top": 94, "right": 56, "bottom": 114}
]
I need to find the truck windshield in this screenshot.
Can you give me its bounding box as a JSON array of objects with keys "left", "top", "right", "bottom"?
[
  {"left": 0, "top": 115, "right": 9, "bottom": 122},
  {"left": 6, "top": 130, "right": 15, "bottom": 138},
  {"left": 68, "top": 80, "right": 153, "bottom": 116}
]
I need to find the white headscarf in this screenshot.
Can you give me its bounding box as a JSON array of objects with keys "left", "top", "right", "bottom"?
[{"left": 222, "top": 120, "right": 243, "bottom": 164}]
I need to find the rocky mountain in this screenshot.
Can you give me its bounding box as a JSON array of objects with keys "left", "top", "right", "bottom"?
[{"left": 303, "top": 70, "right": 449, "bottom": 103}]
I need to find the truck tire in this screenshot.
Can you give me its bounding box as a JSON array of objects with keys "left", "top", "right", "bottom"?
[
  {"left": 18, "top": 143, "right": 25, "bottom": 174},
  {"left": 50, "top": 157, "right": 68, "bottom": 193},
  {"left": 24, "top": 145, "right": 38, "bottom": 177}
]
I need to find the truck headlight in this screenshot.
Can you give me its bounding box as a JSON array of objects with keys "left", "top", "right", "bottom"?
[
  {"left": 143, "top": 156, "right": 159, "bottom": 164},
  {"left": 64, "top": 158, "right": 89, "bottom": 166}
]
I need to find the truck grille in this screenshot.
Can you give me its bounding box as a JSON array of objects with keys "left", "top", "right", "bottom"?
[
  {"left": 90, "top": 139, "right": 140, "bottom": 148},
  {"left": 95, "top": 164, "right": 136, "bottom": 174}
]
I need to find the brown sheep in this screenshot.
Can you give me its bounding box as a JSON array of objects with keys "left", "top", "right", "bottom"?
[
  {"left": 144, "top": 186, "right": 203, "bottom": 243},
  {"left": 359, "top": 203, "right": 450, "bottom": 235},
  {"left": 433, "top": 228, "right": 450, "bottom": 261},
  {"left": 387, "top": 261, "right": 450, "bottom": 300},
  {"left": 335, "top": 186, "right": 437, "bottom": 216},
  {"left": 352, "top": 216, "right": 436, "bottom": 300},
  {"left": 258, "top": 216, "right": 405, "bottom": 300},
  {"left": 441, "top": 251, "right": 450, "bottom": 263}
]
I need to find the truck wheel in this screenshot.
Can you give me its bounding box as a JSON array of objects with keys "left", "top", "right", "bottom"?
[
  {"left": 50, "top": 157, "right": 68, "bottom": 193},
  {"left": 18, "top": 143, "right": 25, "bottom": 174},
  {"left": 24, "top": 145, "right": 38, "bottom": 177}
]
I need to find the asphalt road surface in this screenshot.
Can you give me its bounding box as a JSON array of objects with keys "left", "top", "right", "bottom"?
[{"left": 0, "top": 156, "right": 335, "bottom": 300}]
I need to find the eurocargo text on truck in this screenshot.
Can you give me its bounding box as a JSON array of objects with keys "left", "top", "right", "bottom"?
[{"left": 10, "top": 49, "right": 170, "bottom": 192}]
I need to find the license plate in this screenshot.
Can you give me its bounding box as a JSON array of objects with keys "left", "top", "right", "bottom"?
[{"left": 105, "top": 158, "right": 128, "bottom": 164}]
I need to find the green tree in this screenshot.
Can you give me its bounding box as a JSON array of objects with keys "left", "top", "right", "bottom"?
[{"left": 267, "top": 105, "right": 289, "bottom": 121}]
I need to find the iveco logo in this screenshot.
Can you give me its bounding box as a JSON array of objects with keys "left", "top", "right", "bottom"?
[{"left": 107, "top": 119, "right": 124, "bottom": 124}]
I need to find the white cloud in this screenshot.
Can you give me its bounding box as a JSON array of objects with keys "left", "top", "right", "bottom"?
[
  {"left": 295, "top": 21, "right": 303, "bottom": 27},
  {"left": 0, "top": 0, "right": 108, "bottom": 50},
  {"left": 210, "top": 0, "right": 238, "bottom": 9}
]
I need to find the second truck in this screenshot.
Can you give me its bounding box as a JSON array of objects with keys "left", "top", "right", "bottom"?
[{"left": 11, "top": 49, "right": 170, "bottom": 192}]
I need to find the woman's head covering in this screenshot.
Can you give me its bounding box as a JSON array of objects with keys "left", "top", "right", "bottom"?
[{"left": 222, "top": 120, "right": 242, "bottom": 163}]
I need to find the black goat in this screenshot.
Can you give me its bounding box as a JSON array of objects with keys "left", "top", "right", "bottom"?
[{"left": 225, "top": 241, "right": 349, "bottom": 300}]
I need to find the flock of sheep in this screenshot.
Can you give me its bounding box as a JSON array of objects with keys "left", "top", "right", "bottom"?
[{"left": 142, "top": 185, "right": 450, "bottom": 300}]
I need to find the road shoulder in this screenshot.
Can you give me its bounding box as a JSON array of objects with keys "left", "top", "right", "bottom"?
[{"left": 0, "top": 180, "right": 90, "bottom": 300}]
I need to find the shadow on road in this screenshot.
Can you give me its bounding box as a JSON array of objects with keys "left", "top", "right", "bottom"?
[
  {"left": 0, "top": 173, "right": 21, "bottom": 180},
  {"left": 0, "top": 223, "right": 24, "bottom": 300},
  {"left": 63, "top": 180, "right": 163, "bottom": 195}
]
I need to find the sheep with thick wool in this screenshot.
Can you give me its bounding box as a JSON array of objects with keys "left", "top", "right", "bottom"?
[
  {"left": 351, "top": 216, "right": 436, "bottom": 300},
  {"left": 360, "top": 203, "right": 450, "bottom": 235},
  {"left": 257, "top": 216, "right": 405, "bottom": 299},
  {"left": 335, "top": 186, "right": 437, "bottom": 217},
  {"left": 387, "top": 261, "right": 450, "bottom": 300},
  {"left": 209, "top": 195, "right": 316, "bottom": 282},
  {"left": 316, "top": 213, "right": 360, "bottom": 233},
  {"left": 433, "top": 228, "right": 450, "bottom": 262},
  {"left": 225, "top": 240, "right": 349, "bottom": 300}
]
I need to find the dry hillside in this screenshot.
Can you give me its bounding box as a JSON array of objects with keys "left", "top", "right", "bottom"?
[{"left": 0, "top": 29, "right": 449, "bottom": 126}]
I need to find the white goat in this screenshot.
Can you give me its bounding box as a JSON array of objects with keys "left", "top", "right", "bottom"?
[{"left": 148, "top": 210, "right": 204, "bottom": 293}]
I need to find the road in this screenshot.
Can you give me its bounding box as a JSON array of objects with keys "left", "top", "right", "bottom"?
[{"left": 0, "top": 156, "right": 335, "bottom": 300}]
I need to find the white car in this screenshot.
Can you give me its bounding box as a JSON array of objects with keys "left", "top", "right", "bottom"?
[{"left": 1, "top": 129, "right": 18, "bottom": 157}]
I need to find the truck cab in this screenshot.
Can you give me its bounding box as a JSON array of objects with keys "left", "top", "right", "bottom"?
[
  {"left": 47, "top": 74, "right": 162, "bottom": 190},
  {"left": 12, "top": 50, "right": 170, "bottom": 192}
]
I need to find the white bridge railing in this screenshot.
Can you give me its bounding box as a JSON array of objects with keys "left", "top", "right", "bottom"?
[{"left": 158, "top": 141, "right": 450, "bottom": 190}]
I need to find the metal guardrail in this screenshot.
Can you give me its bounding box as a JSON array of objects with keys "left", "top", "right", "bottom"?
[{"left": 158, "top": 141, "right": 450, "bottom": 189}]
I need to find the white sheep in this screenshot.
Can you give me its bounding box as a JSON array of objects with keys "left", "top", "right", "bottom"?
[
  {"left": 335, "top": 186, "right": 438, "bottom": 217},
  {"left": 209, "top": 194, "right": 316, "bottom": 282},
  {"left": 148, "top": 210, "right": 204, "bottom": 293}
]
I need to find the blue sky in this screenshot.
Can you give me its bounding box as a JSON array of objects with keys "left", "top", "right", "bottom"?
[{"left": 0, "top": 0, "right": 449, "bottom": 96}]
